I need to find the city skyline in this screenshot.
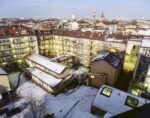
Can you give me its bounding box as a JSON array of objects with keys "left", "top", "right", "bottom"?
[{"left": 0, "top": 0, "right": 150, "bottom": 19}]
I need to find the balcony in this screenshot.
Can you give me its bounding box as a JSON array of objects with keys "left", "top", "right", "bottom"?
[
  {"left": 28, "top": 39, "right": 36, "bottom": 42},
  {"left": 13, "top": 46, "right": 30, "bottom": 50},
  {"left": 0, "top": 42, "right": 11, "bottom": 46}
]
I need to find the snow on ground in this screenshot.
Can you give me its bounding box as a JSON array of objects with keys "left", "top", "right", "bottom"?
[
  {"left": 13, "top": 81, "right": 98, "bottom": 118},
  {"left": 71, "top": 110, "right": 97, "bottom": 118}
]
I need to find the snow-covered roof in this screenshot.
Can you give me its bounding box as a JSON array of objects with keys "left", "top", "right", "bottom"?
[
  {"left": 92, "top": 51, "right": 121, "bottom": 68},
  {"left": 92, "top": 85, "right": 149, "bottom": 116},
  {"left": 27, "top": 68, "right": 62, "bottom": 88},
  {"left": 26, "top": 54, "right": 67, "bottom": 74},
  {"left": 92, "top": 51, "right": 110, "bottom": 61},
  {"left": 141, "top": 38, "right": 150, "bottom": 48},
  {"left": 71, "top": 110, "right": 96, "bottom": 118},
  {"left": 0, "top": 68, "right": 7, "bottom": 75},
  {"left": 51, "top": 55, "right": 72, "bottom": 63}
]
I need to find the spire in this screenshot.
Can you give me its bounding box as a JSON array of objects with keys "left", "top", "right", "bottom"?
[{"left": 100, "top": 12, "right": 105, "bottom": 21}]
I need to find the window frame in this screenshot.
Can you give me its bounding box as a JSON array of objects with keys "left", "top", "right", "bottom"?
[
  {"left": 125, "top": 96, "right": 139, "bottom": 108},
  {"left": 100, "top": 87, "right": 113, "bottom": 98}
]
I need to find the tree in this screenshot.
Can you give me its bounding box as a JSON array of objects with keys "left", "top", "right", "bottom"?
[{"left": 26, "top": 90, "right": 46, "bottom": 118}]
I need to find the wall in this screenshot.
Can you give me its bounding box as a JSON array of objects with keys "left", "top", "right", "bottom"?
[
  {"left": 0, "top": 75, "right": 11, "bottom": 93},
  {"left": 91, "top": 60, "right": 116, "bottom": 86}
]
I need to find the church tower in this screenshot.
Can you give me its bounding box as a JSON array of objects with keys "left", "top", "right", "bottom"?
[{"left": 100, "top": 12, "right": 105, "bottom": 21}]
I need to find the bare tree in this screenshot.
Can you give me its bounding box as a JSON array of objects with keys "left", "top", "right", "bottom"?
[{"left": 26, "top": 90, "right": 46, "bottom": 118}]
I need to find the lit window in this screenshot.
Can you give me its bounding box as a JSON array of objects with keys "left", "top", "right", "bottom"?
[
  {"left": 101, "top": 87, "right": 112, "bottom": 97},
  {"left": 125, "top": 96, "right": 138, "bottom": 108}
]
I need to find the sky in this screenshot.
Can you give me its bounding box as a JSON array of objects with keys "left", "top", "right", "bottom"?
[{"left": 0, "top": 0, "right": 150, "bottom": 19}]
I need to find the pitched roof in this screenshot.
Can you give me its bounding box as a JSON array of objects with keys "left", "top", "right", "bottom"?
[
  {"left": 27, "top": 68, "right": 62, "bottom": 88},
  {"left": 52, "top": 30, "right": 105, "bottom": 40},
  {"left": 0, "top": 25, "right": 35, "bottom": 38},
  {"left": 26, "top": 54, "right": 67, "bottom": 74},
  {"left": 92, "top": 50, "right": 121, "bottom": 68},
  {"left": 102, "top": 20, "right": 118, "bottom": 25}
]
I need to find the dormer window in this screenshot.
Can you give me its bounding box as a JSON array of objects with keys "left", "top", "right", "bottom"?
[
  {"left": 100, "top": 87, "right": 112, "bottom": 97},
  {"left": 125, "top": 96, "right": 138, "bottom": 108}
]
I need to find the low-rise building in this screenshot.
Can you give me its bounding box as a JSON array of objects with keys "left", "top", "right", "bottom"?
[
  {"left": 91, "top": 85, "right": 149, "bottom": 118},
  {"left": 90, "top": 50, "right": 122, "bottom": 87},
  {"left": 27, "top": 67, "right": 72, "bottom": 94},
  {"left": 26, "top": 54, "right": 71, "bottom": 78},
  {"left": 25, "top": 54, "right": 73, "bottom": 93}
]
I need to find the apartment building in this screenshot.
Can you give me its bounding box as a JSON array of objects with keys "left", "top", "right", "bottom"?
[
  {"left": 0, "top": 26, "right": 39, "bottom": 67},
  {"left": 131, "top": 37, "right": 150, "bottom": 95},
  {"left": 37, "top": 30, "right": 126, "bottom": 67}
]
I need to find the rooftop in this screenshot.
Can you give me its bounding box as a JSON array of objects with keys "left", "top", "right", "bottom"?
[
  {"left": 92, "top": 50, "right": 121, "bottom": 68},
  {"left": 26, "top": 54, "right": 67, "bottom": 74},
  {"left": 27, "top": 68, "right": 62, "bottom": 88},
  {"left": 92, "top": 85, "right": 149, "bottom": 116},
  {"left": 0, "top": 25, "right": 35, "bottom": 38},
  {"left": 52, "top": 30, "right": 106, "bottom": 41},
  {"left": 51, "top": 55, "right": 73, "bottom": 63}
]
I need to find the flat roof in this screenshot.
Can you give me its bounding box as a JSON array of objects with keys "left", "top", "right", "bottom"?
[
  {"left": 92, "top": 85, "right": 149, "bottom": 116},
  {"left": 71, "top": 111, "right": 96, "bottom": 118},
  {"left": 0, "top": 68, "right": 7, "bottom": 75},
  {"left": 26, "top": 54, "right": 67, "bottom": 74},
  {"left": 27, "top": 68, "right": 62, "bottom": 88}
]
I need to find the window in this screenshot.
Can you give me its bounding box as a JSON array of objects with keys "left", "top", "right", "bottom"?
[
  {"left": 125, "top": 96, "right": 138, "bottom": 108},
  {"left": 100, "top": 87, "right": 112, "bottom": 97}
]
